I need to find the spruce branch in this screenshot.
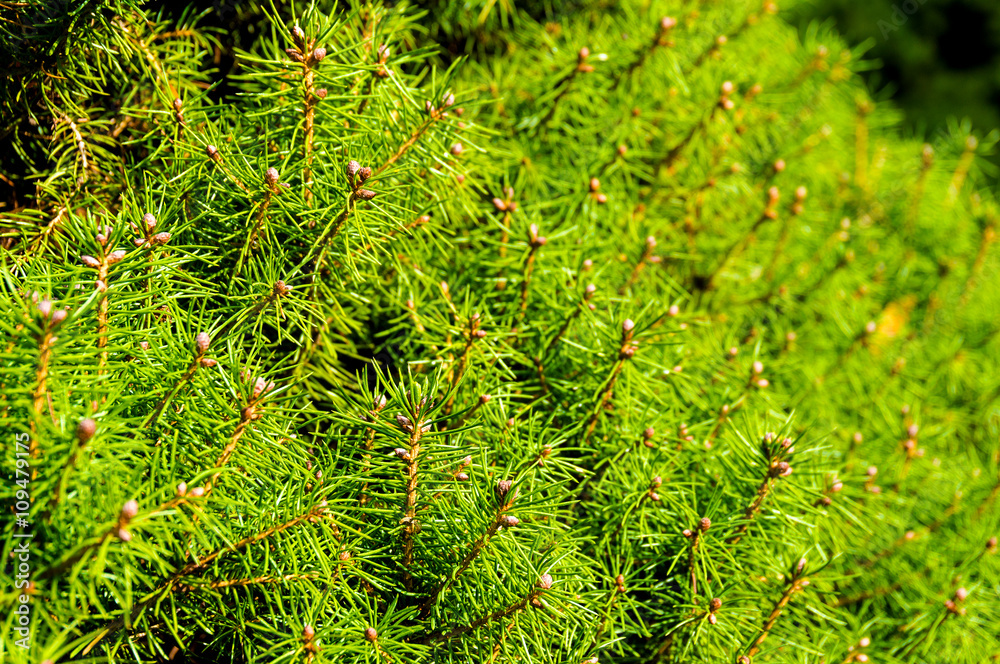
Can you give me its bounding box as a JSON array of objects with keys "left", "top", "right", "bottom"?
[
  {"left": 143, "top": 331, "right": 213, "bottom": 429},
  {"left": 542, "top": 283, "right": 596, "bottom": 357},
  {"left": 359, "top": 394, "right": 388, "bottom": 508},
  {"left": 905, "top": 144, "right": 935, "bottom": 233},
  {"left": 589, "top": 573, "right": 628, "bottom": 651},
  {"left": 583, "top": 319, "right": 638, "bottom": 445},
  {"left": 290, "top": 32, "right": 325, "bottom": 206},
  {"left": 727, "top": 435, "right": 794, "bottom": 546},
  {"left": 958, "top": 210, "right": 997, "bottom": 307},
  {"left": 420, "top": 479, "right": 518, "bottom": 616},
  {"left": 492, "top": 187, "right": 519, "bottom": 260},
  {"left": 442, "top": 314, "right": 486, "bottom": 417},
  {"left": 396, "top": 397, "right": 431, "bottom": 590},
  {"left": 615, "top": 17, "right": 676, "bottom": 89},
  {"left": 536, "top": 47, "right": 594, "bottom": 128},
  {"left": 233, "top": 169, "right": 282, "bottom": 283},
  {"left": 621, "top": 235, "right": 658, "bottom": 294},
  {"left": 204, "top": 375, "right": 276, "bottom": 494},
  {"left": 28, "top": 299, "right": 67, "bottom": 457},
  {"left": 704, "top": 185, "right": 781, "bottom": 290},
  {"left": 82, "top": 502, "right": 333, "bottom": 654},
  {"left": 46, "top": 418, "right": 97, "bottom": 516},
  {"left": 742, "top": 560, "right": 810, "bottom": 660},
  {"left": 205, "top": 144, "right": 250, "bottom": 193},
  {"left": 78, "top": 241, "right": 124, "bottom": 373},
  {"left": 418, "top": 574, "right": 552, "bottom": 645},
  {"left": 683, "top": 517, "right": 711, "bottom": 598},
  {"left": 514, "top": 224, "right": 546, "bottom": 331},
  {"left": 945, "top": 135, "right": 979, "bottom": 208}
]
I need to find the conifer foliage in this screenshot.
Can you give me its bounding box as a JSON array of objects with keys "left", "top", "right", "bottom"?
[{"left": 1, "top": 1, "right": 999, "bottom": 662}]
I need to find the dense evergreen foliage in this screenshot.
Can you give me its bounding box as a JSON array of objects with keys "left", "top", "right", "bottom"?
[{"left": 1, "top": 1, "right": 998, "bottom": 662}]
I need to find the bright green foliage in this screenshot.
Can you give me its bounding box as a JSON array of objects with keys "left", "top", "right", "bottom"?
[{"left": 1, "top": 1, "right": 999, "bottom": 663}]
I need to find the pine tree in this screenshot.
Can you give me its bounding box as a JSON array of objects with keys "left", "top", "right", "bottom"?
[{"left": 1, "top": 1, "right": 998, "bottom": 663}]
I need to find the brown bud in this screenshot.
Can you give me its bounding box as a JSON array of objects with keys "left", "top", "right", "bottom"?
[
  {"left": 48, "top": 308, "right": 66, "bottom": 326},
  {"left": 365, "top": 627, "right": 378, "bottom": 642},
  {"left": 76, "top": 418, "right": 96, "bottom": 444},
  {"left": 538, "top": 573, "right": 553, "bottom": 589},
  {"left": 502, "top": 515, "right": 519, "bottom": 527},
  {"left": 710, "top": 597, "right": 722, "bottom": 611},
  {"left": 81, "top": 255, "right": 101, "bottom": 269},
  {"left": 356, "top": 189, "right": 377, "bottom": 201},
  {"left": 285, "top": 48, "right": 305, "bottom": 63},
  {"left": 315, "top": 88, "right": 327, "bottom": 99},
  {"left": 121, "top": 499, "right": 139, "bottom": 520},
  {"left": 310, "top": 47, "right": 326, "bottom": 64},
  {"left": 769, "top": 461, "right": 790, "bottom": 478},
  {"left": 496, "top": 479, "right": 513, "bottom": 499},
  {"left": 358, "top": 166, "right": 373, "bottom": 182},
  {"left": 251, "top": 377, "right": 271, "bottom": 399},
  {"left": 265, "top": 168, "right": 280, "bottom": 185},
  {"left": 206, "top": 144, "right": 219, "bottom": 159},
  {"left": 142, "top": 212, "right": 156, "bottom": 230},
  {"left": 196, "top": 332, "right": 211, "bottom": 354},
  {"left": 699, "top": 517, "right": 711, "bottom": 532}
]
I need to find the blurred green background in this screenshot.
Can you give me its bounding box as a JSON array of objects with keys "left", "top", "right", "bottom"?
[{"left": 791, "top": 0, "right": 1000, "bottom": 135}]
